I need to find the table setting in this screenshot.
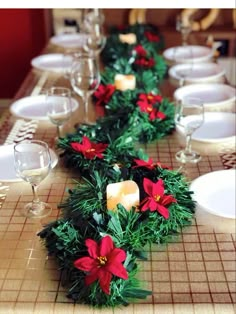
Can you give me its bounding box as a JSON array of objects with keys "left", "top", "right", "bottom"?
[{"left": 0, "top": 11, "right": 235, "bottom": 314}]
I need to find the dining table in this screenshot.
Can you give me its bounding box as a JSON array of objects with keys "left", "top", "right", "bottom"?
[{"left": 0, "top": 40, "right": 235, "bottom": 314}]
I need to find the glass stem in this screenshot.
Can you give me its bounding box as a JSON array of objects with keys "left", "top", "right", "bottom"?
[
  {"left": 31, "top": 185, "right": 41, "bottom": 210},
  {"left": 179, "top": 77, "right": 185, "bottom": 87},
  {"left": 57, "top": 125, "right": 61, "bottom": 138},
  {"left": 185, "top": 134, "right": 192, "bottom": 154},
  {"left": 84, "top": 93, "right": 89, "bottom": 123},
  {"left": 181, "top": 32, "right": 188, "bottom": 46}
]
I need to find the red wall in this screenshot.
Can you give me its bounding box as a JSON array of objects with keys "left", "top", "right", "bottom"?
[{"left": 0, "top": 9, "right": 49, "bottom": 98}]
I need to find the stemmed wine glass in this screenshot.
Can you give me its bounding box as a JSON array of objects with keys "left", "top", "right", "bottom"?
[
  {"left": 173, "top": 46, "right": 193, "bottom": 87},
  {"left": 176, "top": 14, "right": 192, "bottom": 46},
  {"left": 46, "top": 87, "right": 72, "bottom": 138},
  {"left": 14, "top": 140, "right": 52, "bottom": 218},
  {"left": 175, "top": 97, "right": 204, "bottom": 164},
  {"left": 70, "top": 53, "right": 100, "bottom": 124},
  {"left": 81, "top": 9, "right": 106, "bottom": 59},
  {"left": 83, "top": 32, "right": 106, "bottom": 58}
]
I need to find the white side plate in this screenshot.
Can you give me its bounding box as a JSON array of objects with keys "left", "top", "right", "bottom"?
[
  {"left": 176, "top": 112, "right": 236, "bottom": 143},
  {"left": 50, "top": 33, "right": 87, "bottom": 48},
  {"left": 0, "top": 145, "right": 58, "bottom": 182},
  {"left": 31, "top": 53, "right": 72, "bottom": 73},
  {"left": 174, "top": 83, "right": 236, "bottom": 109},
  {"left": 163, "top": 45, "right": 214, "bottom": 64},
  {"left": 190, "top": 169, "right": 236, "bottom": 219},
  {"left": 10, "top": 95, "right": 79, "bottom": 121},
  {"left": 169, "top": 62, "right": 225, "bottom": 84}
]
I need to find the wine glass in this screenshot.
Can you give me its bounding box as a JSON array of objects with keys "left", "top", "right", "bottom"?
[
  {"left": 81, "top": 9, "right": 105, "bottom": 33},
  {"left": 14, "top": 140, "right": 52, "bottom": 218},
  {"left": 70, "top": 53, "right": 100, "bottom": 124},
  {"left": 175, "top": 97, "right": 204, "bottom": 164},
  {"left": 83, "top": 32, "right": 106, "bottom": 58},
  {"left": 173, "top": 46, "right": 193, "bottom": 87},
  {"left": 176, "top": 14, "right": 192, "bottom": 46},
  {"left": 46, "top": 87, "right": 72, "bottom": 138}
]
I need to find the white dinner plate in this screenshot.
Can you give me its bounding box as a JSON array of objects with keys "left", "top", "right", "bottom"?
[
  {"left": 176, "top": 112, "right": 236, "bottom": 143},
  {"left": 174, "top": 83, "right": 236, "bottom": 109},
  {"left": 190, "top": 169, "right": 236, "bottom": 219},
  {"left": 31, "top": 53, "right": 72, "bottom": 73},
  {"left": 0, "top": 144, "right": 58, "bottom": 182},
  {"left": 163, "top": 45, "right": 214, "bottom": 64},
  {"left": 50, "top": 33, "right": 88, "bottom": 48},
  {"left": 169, "top": 62, "right": 225, "bottom": 84},
  {"left": 10, "top": 95, "right": 79, "bottom": 121}
]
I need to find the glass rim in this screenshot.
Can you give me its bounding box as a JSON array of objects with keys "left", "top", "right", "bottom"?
[
  {"left": 47, "top": 86, "right": 71, "bottom": 96},
  {"left": 14, "top": 140, "right": 49, "bottom": 153}
]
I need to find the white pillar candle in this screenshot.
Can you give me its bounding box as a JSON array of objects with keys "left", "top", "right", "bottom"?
[
  {"left": 106, "top": 180, "right": 140, "bottom": 211},
  {"left": 119, "top": 33, "right": 137, "bottom": 44},
  {"left": 114, "top": 74, "right": 136, "bottom": 91}
]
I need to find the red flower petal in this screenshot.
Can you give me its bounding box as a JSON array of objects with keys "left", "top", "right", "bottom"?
[
  {"left": 85, "top": 267, "right": 100, "bottom": 285},
  {"left": 74, "top": 256, "right": 97, "bottom": 271},
  {"left": 161, "top": 194, "right": 177, "bottom": 206},
  {"left": 146, "top": 197, "right": 159, "bottom": 212},
  {"left": 143, "top": 178, "right": 164, "bottom": 197},
  {"left": 152, "top": 179, "right": 165, "bottom": 197},
  {"left": 156, "top": 111, "right": 166, "bottom": 120},
  {"left": 70, "top": 142, "right": 83, "bottom": 152},
  {"left": 81, "top": 136, "right": 91, "bottom": 149},
  {"left": 98, "top": 270, "right": 112, "bottom": 294},
  {"left": 140, "top": 197, "right": 152, "bottom": 211},
  {"left": 133, "top": 158, "right": 154, "bottom": 169},
  {"left": 107, "top": 261, "right": 128, "bottom": 280},
  {"left": 100, "top": 235, "right": 114, "bottom": 257},
  {"left": 85, "top": 238, "right": 99, "bottom": 259},
  {"left": 108, "top": 247, "right": 126, "bottom": 264},
  {"left": 156, "top": 203, "right": 170, "bottom": 219}
]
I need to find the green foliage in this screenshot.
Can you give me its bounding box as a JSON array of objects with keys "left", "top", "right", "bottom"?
[{"left": 101, "top": 23, "right": 165, "bottom": 66}]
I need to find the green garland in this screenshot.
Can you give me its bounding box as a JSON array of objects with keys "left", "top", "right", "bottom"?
[
  {"left": 101, "top": 23, "right": 165, "bottom": 66},
  {"left": 38, "top": 22, "right": 195, "bottom": 307}
]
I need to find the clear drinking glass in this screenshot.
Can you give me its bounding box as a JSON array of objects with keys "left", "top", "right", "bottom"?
[
  {"left": 82, "top": 10, "right": 106, "bottom": 58},
  {"left": 173, "top": 46, "right": 193, "bottom": 87},
  {"left": 176, "top": 14, "right": 192, "bottom": 46},
  {"left": 46, "top": 87, "right": 72, "bottom": 138},
  {"left": 175, "top": 97, "right": 204, "bottom": 164},
  {"left": 14, "top": 140, "right": 52, "bottom": 218},
  {"left": 70, "top": 53, "right": 100, "bottom": 124},
  {"left": 83, "top": 32, "right": 106, "bottom": 58}
]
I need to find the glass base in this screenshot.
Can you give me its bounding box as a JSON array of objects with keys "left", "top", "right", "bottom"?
[
  {"left": 175, "top": 150, "right": 202, "bottom": 164},
  {"left": 21, "top": 202, "right": 52, "bottom": 219}
]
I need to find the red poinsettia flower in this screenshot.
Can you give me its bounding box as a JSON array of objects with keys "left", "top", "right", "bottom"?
[
  {"left": 144, "top": 31, "right": 160, "bottom": 42},
  {"left": 138, "top": 93, "right": 163, "bottom": 105},
  {"left": 71, "top": 136, "right": 108, "bottom": 159},
  {"left": 94, "top": 84, "right": 116, "bottom": 106},
  {"left": 137, "top": 93, "right": 166, "bottom": 121},
  {"left": 74, "top": 236, "right": 128, "bottom": 295},
  {"left": 133, "top": 158, "right": 170, "bottom": 170},
  {"left": 134, "top": 44, "right": 147, "bottom": 57},
  {"left": 134, "top": 57, "right": 155, "bottom": 68},
  {"left": 137, "top": 101, "right": 166, "bottom": 121},
  {"left": 140, "top": 178, "right": 177, "bottom": 219}
]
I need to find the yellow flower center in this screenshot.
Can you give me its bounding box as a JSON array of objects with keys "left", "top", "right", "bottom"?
[
  {"left": 86, "top": 148, "right": 95, "bottom": 153},
  {"left": 154, "top": 194, "right": 161, "bottom": 202},
  {"left": 147, "top": 95, "right": 153, "bottom": 100},
  {"left": 97, "top": 256, "right": 107, "bottom": 266}
]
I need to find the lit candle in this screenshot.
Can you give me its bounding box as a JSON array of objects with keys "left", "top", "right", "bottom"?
[
  {"left": 106, "top": 180, "right": 140, "bottom": 211},
  {"left": 114, "top": 74, "right": 136, "bottom": 91},
  {"left": 119, "top": 33, "right": 137, "bottom": 44}
]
